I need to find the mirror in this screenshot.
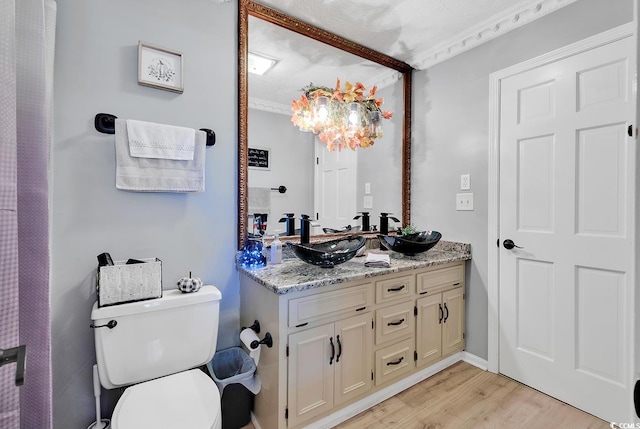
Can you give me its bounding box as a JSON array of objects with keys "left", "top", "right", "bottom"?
[{"left": 238, "top": 0, "right": 413, "bottom": 248}]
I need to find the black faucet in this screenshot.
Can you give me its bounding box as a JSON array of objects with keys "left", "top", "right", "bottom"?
[
  {"left": 379, "top": 213, "right": 400, "bottom": 235},
  {"left": 353, "top": 212, "right": 371, "bottom": 232},
  {"left": 300, "top": 214, "right": 312, "bottom": 244},
  {"left": 279, "top": 213, "right": 296, "bottom": 236}
]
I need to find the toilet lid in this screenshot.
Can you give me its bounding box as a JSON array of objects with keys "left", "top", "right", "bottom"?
[{"left": 112, "top": 369, "right": 221, "bottom": 429}]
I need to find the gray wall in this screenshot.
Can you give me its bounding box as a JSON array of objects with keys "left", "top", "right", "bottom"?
[
  {"left": 248, "top": 108, "right": 314, "bottom": 235},
  {"left": 412, "top": 0, "right": 633, "bottom": 360},
  {"left": 51, "top": 0, "right": 237, "bottom": 427}
]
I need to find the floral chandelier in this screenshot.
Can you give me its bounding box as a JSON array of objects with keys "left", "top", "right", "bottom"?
[{"left": 291, "top": 78, "right": 393, "bottom": 151}]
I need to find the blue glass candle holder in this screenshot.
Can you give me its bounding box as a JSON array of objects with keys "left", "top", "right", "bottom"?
[{"left": 239, "top": 238, "right": 266, "bottom": 269}]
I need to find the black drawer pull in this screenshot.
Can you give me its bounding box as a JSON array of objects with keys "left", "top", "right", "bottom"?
[
  {"left": 386, "top": 356, "right": 404, "bottom": 366},
  {"left": 295, "top": 322, "right": 308, "bottom": 328},
  {"left": 355, "top": 306, "right": 366, "bottom": 312},
  {"left": 419, "top": 291, "right": 428, "bottom": 295},
  {"left": 453, "top": 282, "right": 460, "bottom": 286},
  {"left": 443, "top": 303, "right": 449, "bottom": 323},
  {"left": 387, "top": 318, "right": 405, "bottom": 326},
  {"left": 439, "top": 304, "right": 443, "bottom": 324},
  {"left": 329, "top": 337, "right": 335, "bottom": 365},
  {"left": 336, "top": 335, "right": 342, "bottom": 363},
  {"left": 387, "top": 284, "right": 405, "bottom": 292}
]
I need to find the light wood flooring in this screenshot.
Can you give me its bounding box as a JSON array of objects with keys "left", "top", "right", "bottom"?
[{"left": 242, "top": 361, "right": 609, "bottom": 429}]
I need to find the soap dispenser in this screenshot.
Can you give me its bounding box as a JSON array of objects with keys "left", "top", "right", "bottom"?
[
  {"left": 353, "top": 212, "right": 371, "bottom": 232},
  {"left": 300, "top": 214, "right": 312, "bottom": 244},
  {"left": 270, "top": 232, "right": 282, "bottom": 264},
  {"left": 279, "top": 213, "right": 296, "bottom": 236}
]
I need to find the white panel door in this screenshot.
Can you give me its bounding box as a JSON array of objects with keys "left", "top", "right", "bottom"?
[
  {"left": 499, "top": 36, "right": 634, "bottom": 422},
  {"left": 315, "top": 139, "right": 357, "bottom": 230}
]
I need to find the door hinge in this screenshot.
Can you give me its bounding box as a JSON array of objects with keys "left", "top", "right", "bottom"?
[
  {"left": 316, "top": 212, "right": 319, "bottom": 221},
  {"left": 463, "top": 332, "right": 466, "bottom": 339},
  {"left": 372, "top": 320, "right": 374, "bottom": 330},
  {"left": 371, "top": 370, "right": 374, "bottom": 381},
  {"left": 285, "top": 407, "right": 289, "bottom": 419},
  {"left": 628, "top": 124, "right": 634, "bottom": 137},
  {"left": 463, "top": 293, "right": 466, "bottom": 300},
  {"left": 414, "top": 306, "right": 418, "bottom": 316},
  {"left": 316, "top": 157, "right": 319, "bottom": 165},
  {"left": 414, "top": 351, "right": 418, "bottom": 361},
  {"left": 286, "top": 345, "right": 289, "bottom": 357}
]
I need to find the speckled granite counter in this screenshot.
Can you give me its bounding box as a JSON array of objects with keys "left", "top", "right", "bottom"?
[{"left": 237, "top": 240, "right": 471, "bottom": 295}]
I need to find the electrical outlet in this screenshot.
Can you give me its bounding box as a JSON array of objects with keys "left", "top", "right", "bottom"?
[
  {"left": 365, "top": 183, "right": 371, "bottom": 195},
  {"left": 460, "top": 174, "right": 471, "bottom": 190},
  {"left": 456, "top": 193, "right": 474, "bottom": 211},
  {"left": 363, "top": 196, "right": 373, "bottom": 209}
]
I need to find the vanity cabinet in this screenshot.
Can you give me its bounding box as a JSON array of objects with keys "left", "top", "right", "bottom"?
[
  {"left": 287, "top": 312, "right": 373, "bottom": 427},
  {"left": 239, "top": 258, "right": 467, "bottom": 429}
]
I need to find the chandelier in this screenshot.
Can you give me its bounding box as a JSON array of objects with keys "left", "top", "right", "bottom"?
[{"left": 290, "top": 79, "right": 393, "bottom": 151}]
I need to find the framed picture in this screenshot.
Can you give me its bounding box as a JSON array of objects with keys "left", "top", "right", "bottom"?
[
  {"left": 138, "top": 41, "right": 184, "bottom": 93},
  {"left": 248, "top": 147, "right": 270, "bottom": 170}
]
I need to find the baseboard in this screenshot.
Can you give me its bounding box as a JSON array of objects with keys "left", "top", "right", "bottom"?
[
  {"left": 250, "top": 412, "right": 263, "bottom": 429},
  {"left": 304, "top": 352, "right": 464, "bottom": 429},
  {"left": 461, "top": 351, "right": 489, "bottom": 371}
]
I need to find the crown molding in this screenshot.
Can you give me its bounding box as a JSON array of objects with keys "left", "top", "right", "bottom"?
[
  {"left": 248, "top": 97, "right": 291, "bottom": 115},
  {"left": 414, "top": 0, "right": 579, "bottom": 70}
]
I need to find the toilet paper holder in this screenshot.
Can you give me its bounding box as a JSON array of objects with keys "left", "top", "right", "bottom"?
[
  {"left": 250, "top": 332, "right": 273, "bottom": 349},
  {"left": 242, "top": 320, "right": 260, "bottom": 334}
]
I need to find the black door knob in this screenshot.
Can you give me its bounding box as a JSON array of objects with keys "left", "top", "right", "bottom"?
[{"left": 503, "top": 239, "right": 523, "bottom": 250}]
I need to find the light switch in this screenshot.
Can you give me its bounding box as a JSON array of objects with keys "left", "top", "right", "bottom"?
[
  {"left": 365, "top": 183, "right": 371, "bottom": 194},
  {"left": 456, "top": 193, "right": 474, "bottom": 211}
]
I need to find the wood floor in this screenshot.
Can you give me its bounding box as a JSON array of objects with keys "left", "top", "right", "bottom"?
[{"left": 243, "top": 361, "right": 609, "bottom": 429}]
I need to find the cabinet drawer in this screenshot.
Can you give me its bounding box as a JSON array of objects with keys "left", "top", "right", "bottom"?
[
  {"left": 375, "top": 275, "right": 415, "bottom": 303},
  {"left": 375, "top": 338, "right": 414, "bottom": 386},
  {"left": 417, "top": 264, "right": 464, "bottom": 295},
  {"left": 375, "top": 301, "right": 414, "bottom": 345},
  {"left": 288, "top": 284, "right": 372, "bottom": 328}
]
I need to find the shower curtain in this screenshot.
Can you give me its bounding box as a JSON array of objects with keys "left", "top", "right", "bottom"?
[{"left": 0, "top": 0, "right": 56, "bottom": 427}]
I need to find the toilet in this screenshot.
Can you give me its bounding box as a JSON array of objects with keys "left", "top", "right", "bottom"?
[{"left": 91, "top": 285, "right": 223, "bottom": 429}]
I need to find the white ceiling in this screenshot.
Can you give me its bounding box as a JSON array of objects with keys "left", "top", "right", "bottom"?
[{"left": 248, "top": 0, "right": 578, "bottom": 110}]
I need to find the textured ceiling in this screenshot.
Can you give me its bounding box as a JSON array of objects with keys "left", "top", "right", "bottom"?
[{"left": 248, "top": 0, "right": 577, "bottom": 110}]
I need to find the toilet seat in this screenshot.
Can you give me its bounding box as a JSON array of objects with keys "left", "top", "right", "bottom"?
[{"left": 111, "top": 369, "right": 221, "bottom": 429}]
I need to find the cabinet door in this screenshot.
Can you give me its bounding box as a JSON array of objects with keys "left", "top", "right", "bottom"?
[
  {"left": 334, "top": 313, "right": 373, "bottom": 405},
  {"left": 442, "top": 287, "right": 465, "bottom": 356},
  {"left": 416, "top": 294, "right": 443, "bottom": 368},
  {"left": 287, "top": 324, "right": 334, "bottom": 428}
]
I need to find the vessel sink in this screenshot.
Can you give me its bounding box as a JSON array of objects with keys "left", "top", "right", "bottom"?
[
  {"left": 377, "top": 231, "right": 442, "bottom": 256},
  {"left": 286, "top": 236, "right": 366, "bottom": 268}
]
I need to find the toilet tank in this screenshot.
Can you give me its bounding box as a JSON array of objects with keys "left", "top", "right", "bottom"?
[{"left": 91, "top": 285, "right": 222, "bottom": 389}]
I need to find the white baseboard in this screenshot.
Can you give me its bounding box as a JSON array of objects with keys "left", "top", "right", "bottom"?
[
  {"left": 461, "top": 351, "right": 488, "bottom": 371},
  {"left": 304, "top": 352, "right": 464, "bottom": 429}
]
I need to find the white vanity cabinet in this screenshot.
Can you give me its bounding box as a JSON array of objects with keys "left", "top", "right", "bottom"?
[{"left": 239, "top": 259, "right": 467, "bottom": 429}]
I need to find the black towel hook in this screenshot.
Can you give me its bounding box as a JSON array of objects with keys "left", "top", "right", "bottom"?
[{"left": 94, "top": 113, "right": 216, "bottom": 147}]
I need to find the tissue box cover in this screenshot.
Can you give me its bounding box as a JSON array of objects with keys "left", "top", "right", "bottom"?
[{"left": 97, "top": 258, "right": 162, "bottom": 307}]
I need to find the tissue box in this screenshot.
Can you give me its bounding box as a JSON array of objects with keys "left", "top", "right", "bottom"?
[{"left": 97, "top": 258, "right": 162, "bottom": 307}]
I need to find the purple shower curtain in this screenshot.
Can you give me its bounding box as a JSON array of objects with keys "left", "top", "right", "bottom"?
[{"left": 0, "top": 0, "right": 55, "bottom": 428}]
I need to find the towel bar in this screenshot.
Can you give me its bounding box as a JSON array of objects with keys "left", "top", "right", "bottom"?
[
  {"left": 271, "top": 186, "right": 287, "bottom": 194},
  {"left": 94, "top": 113, "right": 216, "bottom": 147}
]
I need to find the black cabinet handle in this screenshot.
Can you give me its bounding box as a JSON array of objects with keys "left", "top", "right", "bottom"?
[
  {"left": 439, "top": 304, "right": 444, "bottom": 324},
  {"left": 387, "top": 284, "right": 405, "bottom": 292},
  {"left": 503, "top": 239, "right": 523, "bottom": 250},
  {"left": 386, "top": 356, "right": 404, "bottom": 366},
  {"left": 387, "top": 318, "right": 405, "bottom": 326},
  {"left": 444, "top": 303, "right": 449, "bottom": 323},
  {"left": 336, "top": 335, "right": 342, "bottom": 363},
  {"left": 329, "top": 337, "right": 335, "bottom": 365}
]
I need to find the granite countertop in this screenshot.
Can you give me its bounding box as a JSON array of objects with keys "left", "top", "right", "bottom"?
[{"left": 237, "top": 240, "right": 471, "bottom": 295}]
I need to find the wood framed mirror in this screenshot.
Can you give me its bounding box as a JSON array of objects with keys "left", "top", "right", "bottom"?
[{"left": 238, "top": 0, "right": 413, "bottom": 249}]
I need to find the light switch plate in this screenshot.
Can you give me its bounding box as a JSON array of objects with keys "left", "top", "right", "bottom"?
[
  {"left": 456, "top": 193, "right": 474, "bottom": 211},
  {"left": 365, "top": 183, "right": 371, "bottom": 194},
  {"left": 460, "top": 174, "right": 471, "bottom": 190},
  {"left": 363, "top": 196, "right": 373, "bottom": 209}
]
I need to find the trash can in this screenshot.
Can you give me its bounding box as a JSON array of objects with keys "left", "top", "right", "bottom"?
[{"left": 207, "top": 347, "right": 259, "bottom": 429}]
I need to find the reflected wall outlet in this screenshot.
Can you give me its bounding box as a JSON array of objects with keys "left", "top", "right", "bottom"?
[
  {"left": 456, "top": 193, "right": 474, "bottom": 211},
  {"left": 460, "top": 174, "right": 471, "bottom": 190},
  {"left": 363, "top": 196, "right": 373, "bottom": 209}
]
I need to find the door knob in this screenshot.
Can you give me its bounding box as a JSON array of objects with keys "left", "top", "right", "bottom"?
[{"left": 503, "top": 239, "right": 523, "bottom": 250}]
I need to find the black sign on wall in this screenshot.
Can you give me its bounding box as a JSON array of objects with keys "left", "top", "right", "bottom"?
[{"left": 248, "top": 147, "right": 270, "bottom": 169}]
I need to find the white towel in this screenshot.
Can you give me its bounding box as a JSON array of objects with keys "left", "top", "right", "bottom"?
[
  {"left": 364, "top": 253, "right": 390, "bottom": 268},
  {"left": 115, "top": 119, "right": 205, "bottom": 193},
  {"left": 126, "top": 119, "right": 196, "bottom": 160},
  {"left": 248, "top": 187, "right": 271, "bottom": 214}
]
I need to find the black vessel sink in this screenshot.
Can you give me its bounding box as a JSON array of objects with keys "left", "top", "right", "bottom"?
[
  {"left": 287, "top": 236, "right": 366, "bottom": 268},
  {"left": 377, "top": 231, "right": 442, "bottom": 255}
]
